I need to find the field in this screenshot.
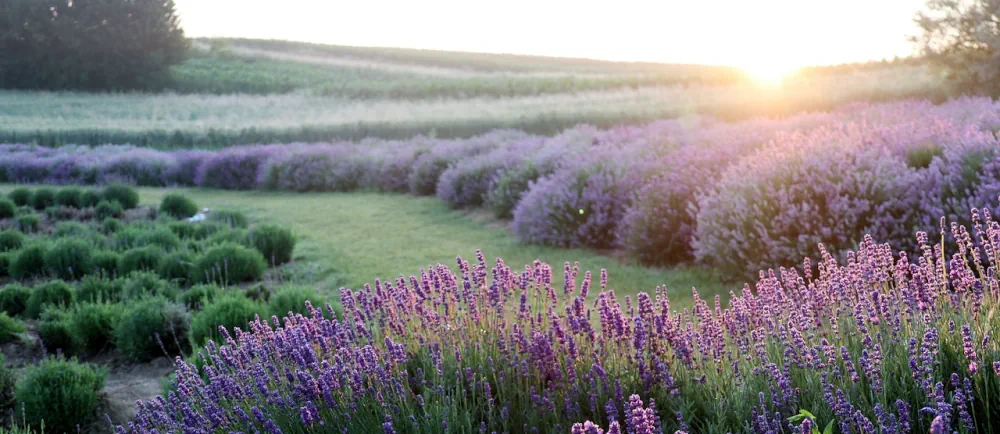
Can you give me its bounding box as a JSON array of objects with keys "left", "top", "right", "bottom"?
[
  {"left": 0, "top": 38, "right": 944, "bottom": 148},
  {"left": 3, "top": 35, "right": 1000, "bottom": 434}
]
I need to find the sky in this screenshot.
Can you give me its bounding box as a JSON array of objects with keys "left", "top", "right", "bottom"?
[{"left": 174, "top": 0, "right": 927, "bottom": 71}]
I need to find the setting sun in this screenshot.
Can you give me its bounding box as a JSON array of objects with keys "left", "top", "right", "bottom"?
[{"left": 742, "top": 62, "right": 800, "bottom": 86}]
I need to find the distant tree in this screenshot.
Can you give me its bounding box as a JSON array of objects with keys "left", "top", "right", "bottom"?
[
  {"left": 0, "top": 0, "right": 189, "bottom": 91},
  {"left": 913, "top": 0, "right": 1000, "bottom": 95}
]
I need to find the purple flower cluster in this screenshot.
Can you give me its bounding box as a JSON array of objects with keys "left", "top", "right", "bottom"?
[{"left": 119, "top": 201, "right": 1000, "bottom": 433}]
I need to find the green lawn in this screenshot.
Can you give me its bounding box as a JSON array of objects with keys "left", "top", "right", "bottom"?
[{"left": 135, "top": 189, "right": 735, "bottom": 309}]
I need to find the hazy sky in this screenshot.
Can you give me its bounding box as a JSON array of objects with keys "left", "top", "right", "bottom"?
[{"left": 174, "top": 0, "right": 926, "bottom": 69}]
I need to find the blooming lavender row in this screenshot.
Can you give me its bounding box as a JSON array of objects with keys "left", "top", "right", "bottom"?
[
  {"left": 120, "top": 202, "right": 1000, "bottom": 433},
  {"left": 7, "top": 98, "right": 1000, "bottom": 274}
]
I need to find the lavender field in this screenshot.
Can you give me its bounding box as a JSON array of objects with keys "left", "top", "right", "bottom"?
[
  {"left": 11, "top": 0, "right": 1000, "bottom": 431},
  {"left": 120, "top": 211, "right": 1000, "bottom": 433},
  {"left": 5, "top": 97, "right": 1000, "bottom": 279}
]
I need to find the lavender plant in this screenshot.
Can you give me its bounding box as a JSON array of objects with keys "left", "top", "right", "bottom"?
[{"left": 120, "top": 200, "right": 1000, "bottom": 433}]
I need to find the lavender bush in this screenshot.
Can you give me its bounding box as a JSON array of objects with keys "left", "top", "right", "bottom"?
[
  {"left": 436, "top": 143, "right": 536, "bottom": 209},
  {"left": 122, "top": 202, "right": 1000, "bottom": 433},
  {"left": 259, "top": 146, "right": 369, "bottom": 192},
  {"left": 693, "top": 129, "right": 923, "bottom": 278},
  {"left": 512, "top": 148, "right": 653, "bottom": 249},
  {"left": 195, "top": 145, "right": 286, "bottom": 190}
]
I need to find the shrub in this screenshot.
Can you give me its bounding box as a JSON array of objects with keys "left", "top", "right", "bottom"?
[
  {"left": 268, "top": 285, "right": 331, "bottom": 318},
  {"left": 485, "top": 163, "right": 542, "bottom": 218},
  {"left": 10, "top": 244, "right": 47, "bottom": 279},
  {"left": 190, "top": 293, "right": 262, "bottom": 346},
  {"left": 44, "top": 237, "right": 92, "bottom": 280},
  {"left": 192, "top": 243, "right": 266, "bottom": 285},
  {"left": 374, "top": 149, "right": 419, "bottom": 193},
  {"left": 80, "top": 190, "right": 101, "bottom": 207},
  {"left": 15, "top": 357, "right": 105, "bottom": 433},
  {"left": 122, "top": 271, "right": 178, "bottom": 301},
  {"left": 94, "top": 200, "right": 124, "bottom": 220},
  {"left": 437, "top": 149, "right": 525, "bottom": 208},
  {"left": 247, "top": 224, "right": 296, "bottom": 265},
  {"left": 243, "top": 283, "right": 270, "bottom": 303},
  {"left": 29, "top": 188, "right": 54, "bottom": 210},
  {"left": 115, "top": 297, "right": 190, "bottom": 361},
  {"left": 25, "top": 280, "right": 74, "bottom": 319},
  {"left": 512, "top": 155, "right": 650, "bottom": 249},
  {"left": 171, "top": 150, "right": 213, "bottom": 186},
  {"left": 170, "top": 221, "right": 225, "bottom": 241},
  {"left": 159, "top": 194, "right": 198, "bottom": 219},
  {"left": 0, "top": 284, "right": 30, "bottom": 317},
  {"left": 101, "top": 184, "right": 139, "bottom": 209},
  {"left": 167, "top": 221, "right": 196, "bottom": 239},
  {"left": 97, "top": 149, "right": 178, "bottom": 187},
  {"left": 37, "top": 310, "right": 75, "bottom": 354},
  {"left": 111, "top": 227, "right": 145, "bottom": 250},
  {"left": 0, "top": 254, "right": 9, "bottom": 279},
  {"left": 693, "top": 140, "right": 922, "bottom": 278},
  {"left": 89, "top": 250, "right": 121, "bottom": 277},
  {"left": 0, "top": 199, "right": 15, "bottom": 219},
  {"left": 0, "top": 313, "right": 25, "bottom": 344},
  {"left": 259, "top": 147, "right": 366, "bottom": 192},
  {"left": 77, "top": 275, "right": 120, "bottom": 303},
  {"left": 140, "top": 227, "right": 182, "bottom": 251},
  {"left": 7, "top": 188, "right": 31, "bottom": 207},
  {"left": 180, "top": 284, "right": 220, "bottom": 311},
  {"left": 69, "top": 303, "right": 125, "bottom": 353},
  {"left": 407, "top": 153, "right": 453, "bottom": 196},
  {"left": 0, "top": 354, "right": 13, "bottom": 413},
  {"left": 205, "top": 228, "right": 248, "bottom": 246},
  {"left": 195, "top": 146, "right": 282, "bottom": 190},
  {"left": 52, "top": 221, "right": 89, "bottom": 238},
  {"left": 101, "top": 217, "right": 123, "bottom": 234},
  {"left": 616, "top": 175, "right": 702, "bottom": 266},
  {"left": 157, "top": 251, "right": 195, "bottom": 285},
  {"left": 55, "top": 188, "right": 83, "bottom": 208},
  {"left": 0, "top": 231, "right": 24, "bottom": 252},
  {"left": 118, "top": 246, "right": 164, "bottom": 275},
  {"left": 209, "top": 209, "right": 249, "bottom": 228},
  {"left": 44, "top": 205, "right": 75, "bottom": 221},
  {"left": 15, "top": 213, "right": 39, "bottom": 233}
]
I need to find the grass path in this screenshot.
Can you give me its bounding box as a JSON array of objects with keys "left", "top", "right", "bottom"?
[{"left": 136, "top": 189, "right": 735, "bottom": 308}]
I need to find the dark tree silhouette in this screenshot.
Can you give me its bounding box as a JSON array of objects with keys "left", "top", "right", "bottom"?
[{"left": 0, "top": 0, "right": 189, "bottom": 90}]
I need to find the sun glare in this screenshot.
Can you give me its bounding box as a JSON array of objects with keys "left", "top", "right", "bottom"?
[{"left": 742, "top": 62, "right": 799, "bottom": 86}]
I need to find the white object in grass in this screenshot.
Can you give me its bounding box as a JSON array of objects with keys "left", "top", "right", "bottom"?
[{"left": 186, "top": 208, "right": 210, "bottom": 223}]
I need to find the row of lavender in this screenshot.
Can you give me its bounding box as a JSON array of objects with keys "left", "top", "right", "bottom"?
[
  {"left": 5, "top": 98, "right": 1000, "bottom": 276},
  {"left": 121, "top": 205, "right": 1000, "bottom": 433}
]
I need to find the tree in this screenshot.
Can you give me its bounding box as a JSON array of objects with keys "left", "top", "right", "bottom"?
[
  {"left": 913, "top": 0, "right": 1000, "bottom": 96},
  {"left": 0, "top": 0, "right": 189, "bottom": 91}
]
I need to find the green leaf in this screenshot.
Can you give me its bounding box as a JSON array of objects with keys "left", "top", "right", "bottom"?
[
  {"left": 823, "top": 420, "right": 835, "bottom": 434},
  {"left": 799, "top": 409, "right": 816, "bottom": 420}
]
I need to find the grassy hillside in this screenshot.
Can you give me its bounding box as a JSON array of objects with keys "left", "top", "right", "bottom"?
[
  {"left": 0, "top": 38, "right": 946, "bottom": 148},
  {"left": 167, "top": 38, "right": 746, "bottom": 98}
]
